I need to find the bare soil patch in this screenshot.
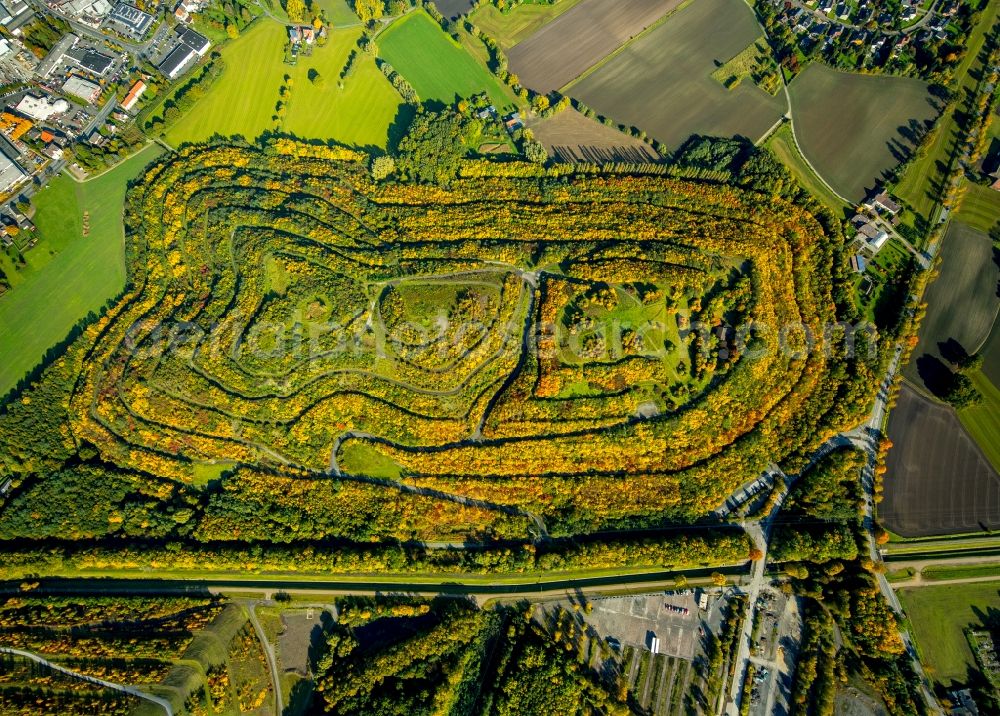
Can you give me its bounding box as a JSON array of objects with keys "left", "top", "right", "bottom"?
[
  {"left": 508, "top": 0, "right": 681, "bottom": 94},
  {"left": 529, "top": 108, "right": 662, "bottom": 163},
  {"left": 882, "top": 384, "right": 1000, "bottom": 537},
  {"left": 567, "top": 0, "right": 785, "bottom": 151}
]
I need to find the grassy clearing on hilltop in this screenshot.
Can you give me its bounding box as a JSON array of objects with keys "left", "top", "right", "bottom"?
[{"left": 0, "top": 144, "right": 163, "bottom": 397}]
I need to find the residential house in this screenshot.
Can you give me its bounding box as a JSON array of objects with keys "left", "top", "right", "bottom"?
[
  {"left": 866, "top": 191, "right": 901, "bottom": 215},
  {"left": 859, "top": 222, "right": 889, "bottom": 251},
  {"left": 503, "top": 112, "right": 523, "bottom": 133},
  {"left": 120, "top": 78, "right": 146, "bottom": 111}
]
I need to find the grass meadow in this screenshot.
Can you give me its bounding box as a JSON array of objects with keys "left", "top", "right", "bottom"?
[
  {"left": 899, "top": 581, "right": 1000, "bottom": 686},
  {"left": 378, "top": 9, "right": 516, "bottom": 110},
  {"left": 788, "top": 63, "right": 939, "bottom": 202},
  {"left": 959, "top": 368, "right": 1000, "bottom": 474},
  {"left": 902, "top": 221, "right": 998, "bottom": 387},
  {"left": 955, "top": 179, "right": 1000, "bottom": 233},
  {"left": 0, "top": 144, "right": 163, "bottom": 396},
  {"left": 469, "top": 0, "right": 587, "bottom": 48},
  {"left": 163, "top": 21, "right": 404, "bottom": 149}
]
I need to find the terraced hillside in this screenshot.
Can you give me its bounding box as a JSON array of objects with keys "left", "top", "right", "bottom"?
[
  {"left": 41, "top": 142, "right": 860, "bottom": 518},
  {"left": 0, "top": 139, "right": 875, "bottom": 566}
]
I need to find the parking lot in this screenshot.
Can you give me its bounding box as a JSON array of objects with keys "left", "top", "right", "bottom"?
[{"left": 576, "top": 591, "right": 711, "bottom": 659}]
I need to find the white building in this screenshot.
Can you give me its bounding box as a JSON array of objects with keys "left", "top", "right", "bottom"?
[
  {"left": 0, "top": 147, "right": 26, "bottom": 192},
  {"left": 15, "top": 94, "right": 70, "bottom": 121}
]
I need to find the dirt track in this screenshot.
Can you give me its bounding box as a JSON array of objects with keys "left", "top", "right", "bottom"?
[
  {"left": 508, "top": 0, "right": 680, "bottom": 93},
  {"left": 882, "top": 384, "right": 1000, "bottom": 536}
]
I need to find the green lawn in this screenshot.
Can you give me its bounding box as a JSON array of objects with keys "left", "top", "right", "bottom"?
[
  {"left": 318, "top": 0, "right": 359, "bottom": 26},
  {"left": 894, "top": 0, "right": 1000, "bottom": 221},
  {"left": 922, "top": 563, "right": 1000, "bottom": 581},
  {"left": 0, "top": 144, "right": 163, "bottom": 396},
  {"left": 163, "top": 20, "right": 404, "bottom": 149},
  {"left": 958, "top": 369, "right": 1000, "bottom": 474},
  {"left": 765, "top": 123, "right": 850, "bottom": 215},
  {"left": 378, "top": 9, "right": 516, "bottom": 110},
  {"left": 954, "top": 180, "right": 1000, "bottom": 233},
  {"left": 0, "top": 184, "right": 78, "bottom": 289},
  {"left": 898, "top": 581, "right": 1000, "bottom": 686},
  {"left": 886, "top": 566, "right": 916, "bottom": 582},
  {"left": 469, "top": 0, "right": 587, "bottom": 48}
]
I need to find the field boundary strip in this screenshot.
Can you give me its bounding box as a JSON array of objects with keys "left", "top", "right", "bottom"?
[{"left": 557, "top": 0, "right": 697, "bottom": 95}]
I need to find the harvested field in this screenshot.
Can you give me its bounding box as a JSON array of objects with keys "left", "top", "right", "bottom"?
[
  {"left": 507, "top": 0, "right": 680, "bottom": 94},
  {"left": 788, "top": 63, "right": 940, "bottom": 201},
  {"left": 903, "top": 222, "right": 1000, "bottom": 393},
  {"left": 882, "top": 384, "right": 1000, "bottom": 537},
  {"left": 528, "top": 108, "right": 661, "bottom": 163},
  {"left": 568, "top": 0, "right": 786, "bottom": 151}
]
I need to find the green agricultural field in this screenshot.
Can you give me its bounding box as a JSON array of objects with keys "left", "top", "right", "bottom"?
[
  {"left": 470, "top": 0, "right": 587, "bottom": 48},
  {"left": 787, "top": 63, "right": 940, "bottom": 202},
  {"left": 959, "top": 369, "right": 1000, "bottom": 474},
  {"left": 899, "top": 581, "right": 1000, "bottom": 686},
  {"left": 377, "top": 9, "right": 516, "bottom": 110},
  {"left": 163, "top": 21, "right": 404, "bottom": 148},
  {"left": 567, "top": 0, "right": 785, "bottom": 152},
  {"left": 895, "top": 0, "right": 999, "bottom": 221},
  {"left": 0, "top": 144, "right": 163, "bottom": 397},
  {"left": 765, "top": 124, "right": 850, "bottom": 215},
  {"left": 954, "top": 180, "right": 1000, "bottom": 233},
  {"left": 902, "top": 221, "right": 998, "bottom": 388}
]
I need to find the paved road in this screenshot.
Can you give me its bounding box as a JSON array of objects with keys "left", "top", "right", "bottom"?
[
  {"left": 244, "top": 601, "right": 283, "bottom": 716},
  {"left": 80, "top": 94, "right": 118, "bottom": 139},
  {"left": 858, "top": 345, "right": 943, "bottom": 714},
  {"left": 724, "top": 523, "right": 769, "bottom": 715},
  {"left": 0, "top": 646, "right": 173, "bottom": 715}
]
